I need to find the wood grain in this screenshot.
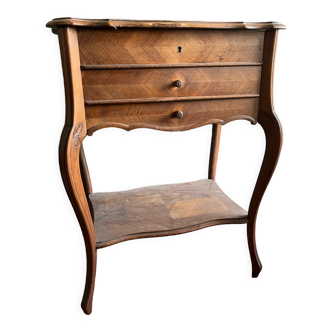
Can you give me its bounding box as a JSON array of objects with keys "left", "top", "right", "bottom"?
[
  {"left": 47, "top": 19, "right": 285, "bottom": 314},
  {"left": 57, "top": 27, "right": 96, "bottom": 315},
  {"left": 247, "top": 31, "right": 284, "bottom": 278},
  {"left": 77, "top": 29, "right": 265, "bottom": 65},
  {"left": 81, "top": 62, "right": 263, "bottom": 70},
  {"left": 79, "top": 144, "right": 93, "bottom": 197},
  {"left": 85, "top": 97, "right": 259, "bottom": 135},
  {"left": 82, "top": 66, "right": 261, "bottom": 103},
  {"left": 84, "top": 94, "right": 260, "bottom": 106},
  {"left": 90, "top": 180, "right": 248, "bottom": 248},
  {"left": 209, "top": 124, "right": 221, "bottom": 180},
  {"left": 46, "top": 18, "right": 286, "bottom": 31}
]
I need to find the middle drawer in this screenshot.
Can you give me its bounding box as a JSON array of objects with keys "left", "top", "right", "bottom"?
[{"left": 81, "top": 66, "right": 261, "bottom": 104}]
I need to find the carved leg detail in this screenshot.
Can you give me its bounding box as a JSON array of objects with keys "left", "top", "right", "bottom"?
[
  {"left": 247, "top": 111, "right": 283, "bottom": 278},
  {"left": 59, "top": 125, "right": 96, "bottom": 314}
]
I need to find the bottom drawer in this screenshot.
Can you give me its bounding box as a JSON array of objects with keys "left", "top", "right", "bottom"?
[{"left": 85, "top": 98, "right": 259, "bottom": 135}]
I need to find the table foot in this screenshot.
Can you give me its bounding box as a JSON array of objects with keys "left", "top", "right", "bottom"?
[
  {"left": 81, "top": 247, "right": 96, "bottom": 315},
  {"left": 247, "top": 222, "right": 262, "bottom": 278}
]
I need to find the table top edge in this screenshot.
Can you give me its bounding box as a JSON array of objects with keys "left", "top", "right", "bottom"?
[{"left": 46, "top": 18, "right": 286, "bottom": 31}]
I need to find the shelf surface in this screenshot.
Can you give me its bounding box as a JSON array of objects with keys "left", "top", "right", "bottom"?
[{"left": 90, "top": 179, "right": 248, "bottom": 248}]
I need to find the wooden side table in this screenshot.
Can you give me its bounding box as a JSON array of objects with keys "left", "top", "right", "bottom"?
[{"left": 46, "top": 18, "right": 285, "bottom": 314}]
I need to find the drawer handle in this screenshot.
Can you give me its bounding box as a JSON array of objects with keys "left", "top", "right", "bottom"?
[
  {"left": 174, "top": 79, "right": 183, "bottom": 88},
  {"left": 174, "top": 111, "right": 184, "bottom": 119}
]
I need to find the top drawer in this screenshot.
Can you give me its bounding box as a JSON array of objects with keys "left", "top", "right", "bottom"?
[{"left": 77, "top": 29, "right": 264, "bottom": 65}]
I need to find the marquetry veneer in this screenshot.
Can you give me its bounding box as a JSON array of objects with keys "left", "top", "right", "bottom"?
[{"left": 47, "top": 18, "right": 285, "bottom": 314}]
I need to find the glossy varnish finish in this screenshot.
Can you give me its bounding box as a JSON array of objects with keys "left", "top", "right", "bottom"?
[{"left": 47, "top": 18, "right": 284, "bottom": 314}]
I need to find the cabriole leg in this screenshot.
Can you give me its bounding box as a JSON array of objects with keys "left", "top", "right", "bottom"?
[
  {"left": 59, "top": 124, "right": 97, "bottom": 314},
  {"left": 247, "top": 111, "right": 283, "bottom": 277}
]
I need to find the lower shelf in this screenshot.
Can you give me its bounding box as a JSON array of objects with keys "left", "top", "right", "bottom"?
[{"left": 90, "top": 179, "right": 248, "bottom": 249}]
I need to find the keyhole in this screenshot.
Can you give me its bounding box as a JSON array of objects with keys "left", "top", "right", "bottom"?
[{"left": 178, "top": 46, "right": 182, "bottom": 53}]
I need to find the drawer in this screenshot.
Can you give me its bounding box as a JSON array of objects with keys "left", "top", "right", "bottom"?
[
  {"left": 78, "top": 29, "right": 264, "bottom": 65},
  {"left": 85, "top": 98, "right": 259, "bottom": 134},
  {"left": 82, "top": 66, "right": 261, "bottom": 104}
]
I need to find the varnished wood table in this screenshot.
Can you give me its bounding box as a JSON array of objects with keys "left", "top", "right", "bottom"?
[{"left": 46, "top": 18, "right": 285, "bottom": 314}]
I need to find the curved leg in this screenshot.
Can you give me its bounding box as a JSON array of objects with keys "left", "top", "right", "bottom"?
[
  {"left": 247, "top": 111, "right": 283, "bottom": 277},
  {"left": 59, "top": 124, "right": 97, "bottom": 314},
  {"left": 57, "top": 27, "right": 97, "bottom": 314}
]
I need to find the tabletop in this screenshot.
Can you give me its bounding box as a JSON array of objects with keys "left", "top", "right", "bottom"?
[{"left": 46, "top": 17, "right": 288, "bottom": 30}]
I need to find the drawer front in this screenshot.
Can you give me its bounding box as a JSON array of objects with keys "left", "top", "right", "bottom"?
[
  {"left": 78, "top": 29, "right": 264, "bottom": 65},
  {"left": 85, "top": 98, "right": 259, "bottom": 134},
  {"left": 82, "top": 66, "right": 261, "bottom": 103}
]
